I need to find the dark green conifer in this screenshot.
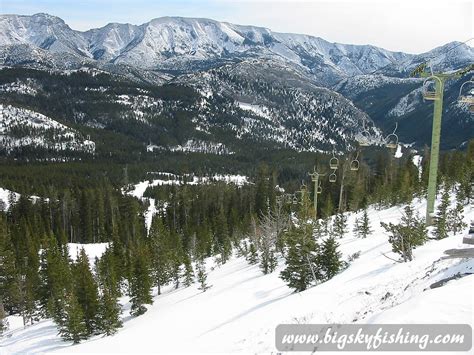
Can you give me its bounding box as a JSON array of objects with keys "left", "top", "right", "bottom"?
[
  {"left": 182, "top": 253, "right": 194, "bottom": 287},
  {"left": 72, "top": 249, "right": 100, "bottom": 335},
  {"left": 58, "top": 292, "right": 88, "bottom": 344},
  {"left": 319, "top": 237, "right": 342, "bottom": 280},
  {"left": 280, "top": 226, "right": 319, "bottom": 292},
  {"left": 128, "top": 242, "right": 153, "bottom": 316},
  {"left": 196, "top": 259, "right": 211, "bottom": 292},
  {"left": 98, "top": 289, "right": 122, "bottom": 336}
]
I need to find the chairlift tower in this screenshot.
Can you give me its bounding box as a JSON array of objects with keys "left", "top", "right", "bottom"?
[
  {"left": 413, "top": 64, "right": 473, "bottom": 225},
  {"left": 308, "top": 167, "right": 325, "bottom": 220}
]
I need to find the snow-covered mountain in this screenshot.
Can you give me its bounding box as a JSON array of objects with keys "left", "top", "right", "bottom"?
[
  {"left": 2, "top": 13, "right": 473, "bottom": 83},
  {"left": 3, "top": 13, "right": 471, "bottom": 86},
  {"left": 0, "top": 13, "right": 472, "bottom": 153},
  {"left": 178, "top": 59, "right": 382, "bottom": 151}
]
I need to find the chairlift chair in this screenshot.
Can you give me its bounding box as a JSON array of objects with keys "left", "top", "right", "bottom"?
[
  {"left": 458, "top": 79, "right": 474, "bottom": 105},
  {"left": 329, "top": 157, "right": 339, "bottom": 170},
  {"left": 358, "top": 123, "right": 371, "bottom": 147},
  {"left": 350, "top": 152, "right": 360, "bottom": 171},
  {"left": 317, "top": 183, "right": 322, "bottom": 194},
  {"left": 422, "top": 76, "right": 442, "bottom": 101},
  {"left": 329, "top": 172, "right": 337, "bottom": 183},
  {"left": 292, "top": 195, "right": 298, "bottom": 205},
  {"left": 358, "top": 135, "right": 371, "bottom": 147},
  {"left": 385, "top": 123, "right": 399, "bottom": 149}
]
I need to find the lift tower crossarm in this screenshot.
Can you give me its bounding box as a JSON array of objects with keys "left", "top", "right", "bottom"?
[{"left": 411, "top": 63, "right": 473, "bottom": 225}]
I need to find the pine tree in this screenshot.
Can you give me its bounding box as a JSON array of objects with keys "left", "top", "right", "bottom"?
[
  {"left": 96, "top": 247, "right": 121, "bottom": 299},
  {"left": 58, "top": 292, "right": 88, "bottom": 344},
  {"left": 0, "top": 216, "right": 21, "bottom": 314},
  {"left": 215, "top": 208, "right": 232, "bottom": 264},
  {"left": 280, "top": 226, "right": 320, "bottom": 292},
  {"left": 128, "top": 242, "right": 153, "bottom": 317},
  {"left": 259, "top": 247, "right": 277, "bottom": 275},
  {"left": 169, "top": 234, "right": 183, "bottom": 290},
  {"left": 196, "top": 259, "right": 211, "bottom": 292},
  {"left": 332, "top": 213, "right": 348, "bottom": 239},
  {"left": 434, "top": 185, "right": 450, "bottom": 239},
  {"left": 255, "top": 164, "right": 269, "bottom": 216},
  {"left": 149, "top": 216, "right": 171, "bottom": 295},
  {"left": 381, "top": 205, "right": 427, "bottom": 262},
  {"left": 72, "top": 249, "right": 101, "bottom": 335},
  {"left": 322, "top": 195, "right": 334, "bottom": 218},
  {"left": 236, "top": 240, "right": 248, "bottom": 258},
  {"left": 448, "top": 188, "right": 467, "bottom": 235},
  {"left": 98, "top": 289, "right": 122, "bottom": 336},
  {"left": 0, "top": 300, "right": 8, "bottom": 334},
  {"left": 182, "top": 253, "right": 194, "bottom": 287},
  {"left": 38, "top": 235, "right": 73, "bottom": 323},
  {"left": 313, "top": 219, "right": 328, "bottom": 239},
  {"left": 319, "top": 237, "right": 342, "bottom": 280},
  {"left": 353, "top": 209, "right": 372, "bottom": 238},
  {"left": 246, "top": 242, "right": 258, "bottom": 265},
  {"left": 258, "top": 211, "right": 282, "bottom": 274}
]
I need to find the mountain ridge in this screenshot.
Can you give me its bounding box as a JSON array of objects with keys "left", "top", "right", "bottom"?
[
  {"left": 0, "top": 13, "right": 451, "bottom": 84},
  {"left": 1, "top": 13, "right": 472, "bottom": 86},
  {"left": 0, "top": 13, "right": 472, "bottom": 156}
]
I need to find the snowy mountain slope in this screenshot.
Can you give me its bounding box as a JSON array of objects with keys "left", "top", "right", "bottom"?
[
  {"left": 0, "top": 14, "right": 471, "bottom": 152},
  {"left": 335, "top": 74, "right": 474, "bottom": 148},
  {"left": 380, "top": 41, "right": 474, "bottom": 77},
  {"left": 0, "top": 14, "right": 89, "bottom": 57},
  {"left": 2, "top": 14, "right": 472, "bottom": 83},
  {"left": 0, "top": 63, "right": 380, "bottom": 157},
  {"left": 0, "top": 104, "right": 95, "bottom": 155},
  {"left": 3, "top": 14, "right": 471, "bottom": 86},
  {"left": 2, "top": 194, "right": 472, "bottom": 354},
  {"left": 179, "top": 59, "right": 383, "bottom": 151}
]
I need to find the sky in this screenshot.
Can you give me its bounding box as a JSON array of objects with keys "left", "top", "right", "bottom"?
[{"left": 0, "top": 0, "right": 472, "bottom": 53}]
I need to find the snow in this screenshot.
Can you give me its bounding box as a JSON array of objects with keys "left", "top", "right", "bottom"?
[
  {"left": 0, "top": 104, "right": 95, "bottom": 154},
  {"left": 168, "top": 139, "right": 233, "bottom": 155},
  {"left": 1, "top": 192, "right": 472, "bottom": 354},
  {"left": 366, "top": 274, "right": 473, "bottom": 325},
  {"left": 0, "top": 187, "right": 46, "bottom": 211},
  {"left": 67, "top": 243, "right": 109, "bottom": 264},
  {"left": 388, "top": 87, "right": 423, "bottom": 117},
  {"left": 412, "top": 155, "right": 423, "bottom": 179},
  {"left": 237, "top": 101, "right": 271, "bottom": 120},
  {"left": 0, "top": 187, "right": 19, "bottom": 211},
  {"left": 128, "top": 173, "right": 250, "bottom": 199},
  {"left": 127, "top": 173, "right": 249, "bottom": 231},
  {"left": 5, "top": 13, "right": 458, "bottom": 84},
  {"left": 394, "top": 144, "right": 403, "bottom": 158}
]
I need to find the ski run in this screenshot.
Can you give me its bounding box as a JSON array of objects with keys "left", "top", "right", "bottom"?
[{"left": 1, "top": 192, "right": 472, "bottom": 354}]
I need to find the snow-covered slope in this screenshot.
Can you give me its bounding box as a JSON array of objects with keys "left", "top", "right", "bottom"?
[
  {"left": 2, "top": 14, "right": 471, "bottom": 86},
  {"left": 2, "top": 194, "right": 472, "bottom": 354},
  {"left": 0, "top": 104, "right": 95, "bottom": 155},
  {"left": 0, "top": 13, "right": 413, "bottom": 80},
  {"left": 0, "top": 14, "right": 89, "bottom": 57},
  {"left": 179, "top": 59, "right": 383, "bottom": 151}
]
